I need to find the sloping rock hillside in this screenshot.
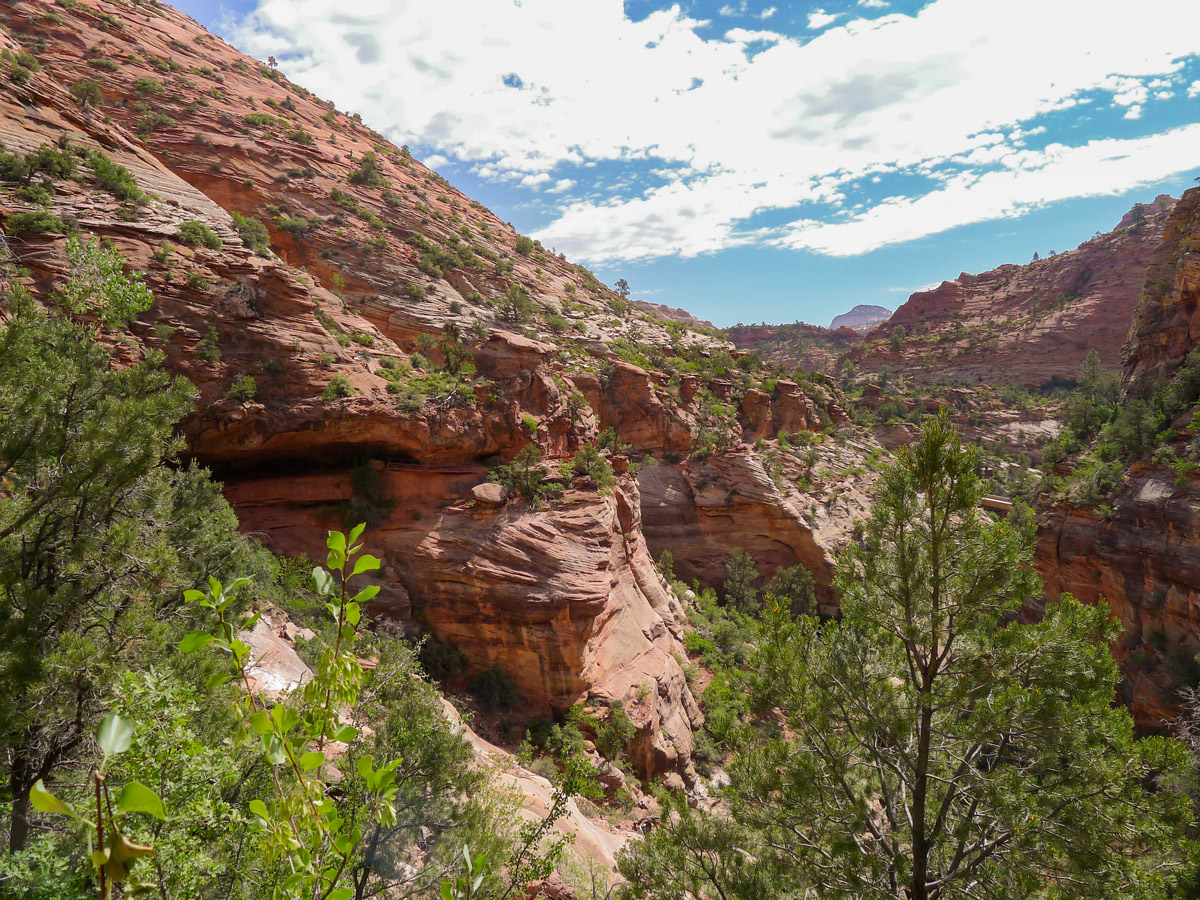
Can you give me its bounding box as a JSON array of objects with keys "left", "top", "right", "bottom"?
[
  {"left": 848, "top": 197, "right": 1176, "bottom": 387},
  {"left": 726, "top": 320, "right": 863, "bottom": 371},
  {"left": 0, "top": 0, "right": 878, "bottom": 782}
]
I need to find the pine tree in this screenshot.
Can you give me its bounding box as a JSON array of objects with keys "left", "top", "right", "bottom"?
[{"left": 620, "top": 417, "right": 1192, "bottom": 900}]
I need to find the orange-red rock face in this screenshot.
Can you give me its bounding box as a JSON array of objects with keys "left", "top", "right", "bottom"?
[
  {"left": 1035, "top": 469, "right": 1200, "bottom": 729},
  {"left": 1034, "top": 188, "right": 1200, "bottom": 729},
  {"left": 849, "top": 198, "right": 1176, "bottom": 387},
  {"left": 0, "top": 0, "right": 864, "bottom": 784},
  {"left": 226, "top": 468, "right": 703, "bottom": 779},
  {"left": 639, "top": 452, "right": 839, "bottom": 609},
  {"left": 1125, "top": 187, "right": 1200, "bottom": 392}
]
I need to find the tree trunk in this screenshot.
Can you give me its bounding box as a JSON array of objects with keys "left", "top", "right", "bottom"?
[{"left": 9, "top": 753, "right": 32, "bottom": 853}]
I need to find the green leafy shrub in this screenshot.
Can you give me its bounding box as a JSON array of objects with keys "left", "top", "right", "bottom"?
[
  {"left": 594, "top": 702, "right": 636, "bottom": 762},
  {"left": 349, "top": 150, "right": 385, "bottom": 186},
  {"left": 176, "top": 219, "right": 222, "bottom": 249},
  {"left": 87, "top": 151, "right": 144, "bottom": 204},
  {"left": 488, "top": 444, "right": 561, "bottom": 505},
  {"left": 196, "top": 325, "right": 221, "bottom": 362},
  {"left": 226, "top": 374, "right": 257, "bottom": 402},
  {"left": 322, "top": 373, "right": 353, "bottom": 399},
  {"left": 133, "top": 76, "right": 163, "bottom": 94},
  {"left": 420, "top": 636, "right": 468, "bottom": 682},
  {"left": 69, "top": 78, "right": 103, "bottom": 108},
  {"left": 470, "top": 667, "right": 518, "bottom": 712},
  {"left": 230, "top": 211, "right": 269, "bottom": 254},
  {"left": 5, "top": 210, "right": 66, "bottom": 235}
]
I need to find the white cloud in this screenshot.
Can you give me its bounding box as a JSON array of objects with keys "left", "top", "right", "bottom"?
[
  {"left": 760, "top": 6, "right": 777, "bottom": 19},
  {"left": 774, "top": 124, "right": 1200, "bottom": 256},
  {"left": 225, "top": 0, "right": 1200, "bottom": 262},
  {"left": 1189, "top": 80, "right": 1200, "bottom": 97},
  {"left": 807, "top": 8, "right": 842, "bottom": 29}
]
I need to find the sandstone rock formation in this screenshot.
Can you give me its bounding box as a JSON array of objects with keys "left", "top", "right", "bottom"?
[
  {"left": 848, "top": 197, "right": 1177, "bottom": 387},
  {"left": 1034, "top": 187, "right": 1200, "bottom": 728},
  {"left": 1035, "top": 468, "right": 1200, "bottom": 729},
  {"left": 1124, "top": 187, "right": 1200, "bottom": 392},
  {"left": 226, "top": 467, "right": 703, "bottom": 781},
  {"left": 726, "top": 320, "right": 862, "bottom": 371}
]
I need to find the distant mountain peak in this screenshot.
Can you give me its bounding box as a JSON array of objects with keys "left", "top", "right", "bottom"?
[{"left": 830, "top": 304, "right": 892, "bottom": 333}]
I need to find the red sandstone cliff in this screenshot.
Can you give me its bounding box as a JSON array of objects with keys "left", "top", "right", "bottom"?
[
  {"left": 1034, "top": 187, "right": 1200, "bottom": 728},
  {"left": 848, "top": 198, "right": 1176, "bottom": 387}
]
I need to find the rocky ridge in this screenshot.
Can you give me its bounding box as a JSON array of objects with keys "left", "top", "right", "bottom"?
[
  {"left": 847, "top": 197, "right": 1177, "bottom": 387},
  {"left": 726, "top": 320, "right": 863, "bottom": 372}
]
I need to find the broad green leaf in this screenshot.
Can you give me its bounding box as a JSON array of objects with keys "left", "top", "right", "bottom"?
[
  {"left": 345, "top": 602, "right": 361, "bottom": 627},
  {"left": 207, "top": 575, "right": 222, "bottom": 597},
  {"left": 178, "top": 630, "right": 213, "bottom": 653},
  {"left": 248, "top": 799, "right": 270, "bottom": 820},
  {"left": 351, "top": 554, "right": 381, "bottom": 577},
  {"left": 116, "top": 782, "right": 165, "bottom": 820},
  {"left": 313, "top": 567, "right": 335, "bottom": 597},
  {"left": 300, "top": 750, "right": 325, "bottom": 771},
  {"left": 327, "top": 889, "right": 354, "bottom": 900},
  {"left": 263, "top": 734, "right": 288, "bottom": 766},
  {"left": 441, "top": 882, "right": 454, "bottom": 900},
  {"left": 97, "top": 712, "right": 134, "bottom": 761},
  {"left": 356, "top": 755, "right": 374, "bottom": 778},
  {"left": 327, "top": 548, "right": 345, "bottom": 572},
  {"left": 327, "top": 530, "right": 347, "bottom": 553},
  {"left": 333, "top": 724, "right": 357, "bottom": 743},
  {"left": 206, "top": 673, "right": 231, "bottom": 689},
  {"left": 352, "top": 584, "right": 380, "bottom": 604},
  {"left": 248, "top": 710, "right": 273, "bottom": 736},
  {"left": 348, "top": 522, "right": 366, "bottom": 546},
  {"left": 271, "top": 704, "right": 301, "bottom": 734},
  {"left": 183, "top": 589, "right": 206, "bottom": 604},
  {"left": 30, "top": 779, "right": 76, "bottom": 819}
]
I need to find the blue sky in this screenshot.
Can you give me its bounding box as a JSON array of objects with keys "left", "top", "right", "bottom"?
[{"left": 176, "top": 0, "right": 1200, "bottom": 327}]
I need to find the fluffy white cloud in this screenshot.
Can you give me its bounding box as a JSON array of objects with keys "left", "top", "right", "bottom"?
[
  {"left": 760, "top": 7, "right": 778, "bottom": 19},
  {"left": 807, "top": 8, "right": 843, "bottom": 29},
  {"left": 1189, "top": 80, "right": 1200, "bottom": 97},
  {"left": 225, "top": 0, "right": 1200, "bottom": 262},
  {"left": 775, "top": 124, "right": 1200, "bottom": 256}
]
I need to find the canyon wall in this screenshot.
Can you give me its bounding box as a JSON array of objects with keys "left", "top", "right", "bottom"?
[
  {"left": 1035, "top": 187, "right": 1200, "bottom": 728},
  {"left": 848, "top": 198, "right": 1176, "bottom": 387}
]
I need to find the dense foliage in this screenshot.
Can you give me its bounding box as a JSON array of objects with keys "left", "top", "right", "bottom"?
[{"left": 620, "top": 417, "right": 1194, "bottom": 900}]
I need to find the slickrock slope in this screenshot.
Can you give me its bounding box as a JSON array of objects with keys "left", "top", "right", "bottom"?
[
  {"left": 726, "top": 320, "right": 863, "bottom": 372},
  {"left": 1034, "top": 188, "right": 1200, "bottom": 728},
  {"left": 0, "top": 0, "right": 870, "bottom": 782},
  {"left": 849, "top": 197, "right": 1176, "bottom": 387}
]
